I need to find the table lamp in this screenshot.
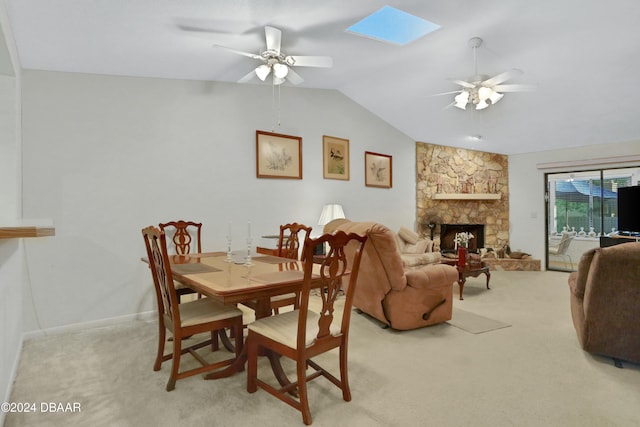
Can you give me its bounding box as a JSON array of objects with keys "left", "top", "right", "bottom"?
[
  {"left": 318, "top": 204, "right": 346, "bottom": 227},
  {"left": 317, "top": 204, "right": 346, "bottom": 255}
]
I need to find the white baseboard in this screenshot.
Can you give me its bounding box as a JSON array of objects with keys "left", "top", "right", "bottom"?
[{"left": 22, "top": 310, "right": 156, "bottom": 340}]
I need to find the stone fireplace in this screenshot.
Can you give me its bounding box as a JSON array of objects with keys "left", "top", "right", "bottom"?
[
  {"left": 440, "top": 224, "right": 485, "bottom": 252},
  {"left": 416, "top": 142, "right": 510, "bottom": 250}
]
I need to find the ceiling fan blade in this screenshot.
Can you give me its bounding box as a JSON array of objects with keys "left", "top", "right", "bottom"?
[
  {"left": 443, "top": 100, "right": 458, "bottom": 110},
  {"left": 287, "top": 55, "right": 333, "bottom": 68},
  {"left": 238, "top": 69, "right": 257, "bottom": 83},
  {"left": 452, "top": 79, "right": 475, "bottom": 89},
  {"left": 213, "top": 44, "right": 262, "bottom": 60},
  {"left": 431, "top": 90, "right": 463, "bottom": 97},
  {"left": 493, "top": 84, "right": 536, "bottom": 92},
  {"left": 482, "top": 69, "right": 523, "bottom": 86},
  {"left": 265, "top": 26, "right": 282, "bottom": 53},
  {"left": 285, "top": 67, "right": 304, "bottom": 85}
]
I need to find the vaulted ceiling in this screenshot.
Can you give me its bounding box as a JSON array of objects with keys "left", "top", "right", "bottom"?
[{"left": 5, "top": 0, "right": 640, "bottom": 154}]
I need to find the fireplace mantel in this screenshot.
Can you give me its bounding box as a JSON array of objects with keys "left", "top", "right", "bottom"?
[{"left": 432, "top": 193, "right": 501, "bottom": 200}]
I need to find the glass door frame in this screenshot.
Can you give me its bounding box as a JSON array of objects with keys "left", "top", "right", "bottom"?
[{"left": 544, "top": 166, "right": 639, "bottom": 271}]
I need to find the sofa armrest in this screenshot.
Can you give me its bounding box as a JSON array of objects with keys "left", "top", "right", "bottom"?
[
  {"left": 405, "top": 264, "right": 458, "bottom": 290},
  {"left": 401, "top": 252, "right": 441, "bottom": 267}
]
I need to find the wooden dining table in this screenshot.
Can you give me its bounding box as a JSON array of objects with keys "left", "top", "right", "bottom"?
[{"left": 155, "top": 251, "right": 321, "bottom": 385}]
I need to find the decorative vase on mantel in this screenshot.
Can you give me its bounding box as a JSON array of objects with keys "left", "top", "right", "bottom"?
[{"left": 457, "top": 246, "right": 467, "bottom": 267}]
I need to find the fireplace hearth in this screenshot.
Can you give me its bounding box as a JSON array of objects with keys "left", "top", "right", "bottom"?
[{"left": 440, "top": 224, "right": 485, "bottom": 252}]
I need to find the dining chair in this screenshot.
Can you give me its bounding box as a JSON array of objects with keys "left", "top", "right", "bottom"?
[
  {"left": 142, "top": 225, "right": 244, "bottom": 391},
  {"left": 159, "top": 220, "right": 202, "bottom": 302},
  {"left": 246, "top": 230, "right": 368, "bottom": 425},
  {"left": 270, "top": 222, "right": 313, "bottom": 314}
]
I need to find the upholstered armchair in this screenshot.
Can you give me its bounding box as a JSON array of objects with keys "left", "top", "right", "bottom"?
[
  {"left": 394, "top": 226, "right": 441, "bottom": 268},
  {"left": 568, "top": 242, "right": 640, "bottom": 365},
  {"left": 324, "top": 219, "right": 458, "bottom": 330}
]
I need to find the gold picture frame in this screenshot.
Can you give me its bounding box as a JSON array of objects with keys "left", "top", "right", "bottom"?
[
  {"left": 322, "top": 135, "right": 350, "bottom": 180},
  {"left": 365, "top": 151, "right": 392, "bottom": 188},
  {"left": 256, "top": 130, "right": 302, "bottom": 179}
]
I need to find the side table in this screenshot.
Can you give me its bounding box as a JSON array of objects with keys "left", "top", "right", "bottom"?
[{"left": 441, "top": 259, "right": 491, "bottom": 300}]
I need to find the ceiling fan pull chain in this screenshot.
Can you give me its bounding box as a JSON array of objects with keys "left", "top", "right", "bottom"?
[
  {"left": 271, "top": 78, "right": 276, "bottom": 132},
  {"left": 277, "top": 83, "right": 282, "bottom": 128},
  {"left": 270, "top": 77, "right": 282, "bottom": 131}
]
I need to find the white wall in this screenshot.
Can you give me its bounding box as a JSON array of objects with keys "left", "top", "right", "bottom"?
[
  {"left": 509, "top": 139, "right": 640, "bottom": 269},
  {"left": 0, "top": 73, "right": 21, "bottom": 419},
  {"left": 20, "top": 70, "right": 416, "bottom": 331},
  {"left": 0, "top": 6, "right": 23, "bottom": 420}
]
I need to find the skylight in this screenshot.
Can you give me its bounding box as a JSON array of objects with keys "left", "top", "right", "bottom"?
[{"left": 346, "top": 6, "right": 440, "bottom": 46}]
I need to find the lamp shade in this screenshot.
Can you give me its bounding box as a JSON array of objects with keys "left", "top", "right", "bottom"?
[
  {"left": 477, "top": 86, "right": 493, "bottom": 101},
  {"left": 454, "top": 91, "right": 469, "bottom": 110},
  {"left": 255, "top": 64, "right": 271, "bottom": 81},
  {"left": 318, "top": 204, "right": 346, "bottom": 226},
  {"left": 272, "top": 63, "right": 289, "bottom": 79},
  {"left": 475, "top": 99, "right": 489, "bottom": 110}
]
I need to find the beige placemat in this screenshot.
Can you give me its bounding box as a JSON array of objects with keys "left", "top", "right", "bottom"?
[
  {"left": 172, "top": 263, "right": 222, "bottom": 275},
  {"left": 249, "top": 270, "right": 305, "bottom": 284},
  {"left": 253, "top": 255, "right": 294, "bottom": 264}
]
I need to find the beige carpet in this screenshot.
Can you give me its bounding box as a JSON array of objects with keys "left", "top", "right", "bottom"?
[
  {"left": 5, "top": 271, "right": 640, "bottom": 427},
  {"left": 447, "top": 308, "right": 511, "bottom": 334}
]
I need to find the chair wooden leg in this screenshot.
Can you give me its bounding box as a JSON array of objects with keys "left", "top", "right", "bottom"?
[
  {"left": 167, "top": 334, "right": 181, "bottom": 391},
  {"left": 297, "top": 360, "right": 312, "bottom": 425},
  {"left": 339, "top": 344, "right": 351, "bottom": 402},
  {"left": 154, "top": 322, "right": 166, "bottom": 371},
  {"left": 247, "top": 335, "right": 258, "bottom": 393},
  {"left": 234, "top": 324, "right": 244, "bottom": 360}
]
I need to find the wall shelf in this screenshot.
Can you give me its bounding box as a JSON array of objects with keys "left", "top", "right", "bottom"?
[
  {"left": 432, "top": 193, "right": 501, "bottom": 200},
  {"left": 0, "top": 221, "right": 55, "bottom": 238}
]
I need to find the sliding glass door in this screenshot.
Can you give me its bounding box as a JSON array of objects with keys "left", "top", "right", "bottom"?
[{"left": 545, "top": 166, "right": 639, "bottom": 271}]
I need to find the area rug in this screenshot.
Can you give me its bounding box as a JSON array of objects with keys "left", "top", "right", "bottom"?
[{"left": 447, "top": 308, "right": 511, "bottom": 334}]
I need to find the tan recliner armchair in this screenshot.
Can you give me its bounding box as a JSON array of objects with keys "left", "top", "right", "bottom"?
[
  {"left": 325, "top": 219, "right": 458, "bottom": 330},
  {"left": 568, "top": 242, "right": 640, "bottom": 365}
]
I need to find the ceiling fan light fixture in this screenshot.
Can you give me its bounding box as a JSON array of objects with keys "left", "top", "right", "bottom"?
[
  {"left": 454, "top": 91, "right": 469, "bottom": 109},
  {"left": 476, "top": 99, "right": 489, "bottom": 110},
  {"left": 272, "top": 63, "right": 289, "bottom": 79},
  {"left": 255, "top": 64, "right": 271, "bottom": 81},
  {"left": 477, "top": 86, "right": 493, "bottom": 101}
]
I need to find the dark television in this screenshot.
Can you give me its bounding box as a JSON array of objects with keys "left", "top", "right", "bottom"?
[{"left": 617, "top": 185, "right": 640, "bottom": 234}]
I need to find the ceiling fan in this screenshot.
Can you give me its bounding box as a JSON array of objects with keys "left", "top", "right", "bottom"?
[
  {"left": 437, "top": 37, "right": 534, "bottom": 110},
  {"left": 213, "top": 26, "right": 333, "bottom": 86}
]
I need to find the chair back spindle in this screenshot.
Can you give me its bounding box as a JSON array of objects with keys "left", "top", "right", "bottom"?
[
  {"left": 159, "top": 220, "right": 202, "bottom": 255},
  {"left": 278, "top": 222, "right": 312, "bottom": 261}
]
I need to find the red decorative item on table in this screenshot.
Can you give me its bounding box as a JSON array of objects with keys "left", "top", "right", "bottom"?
[{"left": 457, "top": 247, "right": 467, "bottom": 267}]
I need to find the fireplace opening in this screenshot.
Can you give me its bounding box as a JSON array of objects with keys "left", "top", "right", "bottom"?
[{"left": 440, "top": 224, "right": 485, "bottom": 252}]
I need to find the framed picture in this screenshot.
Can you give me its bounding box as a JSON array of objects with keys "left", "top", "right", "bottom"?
[
  {"left": 365, "top": 151, "right": 392, "bottom": 188},
  {"left": 256, "top": 130, "right": 302, "bottom": 179},
  {"left": 322, "top": 135, "right": 350, "bottom": 180}
]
